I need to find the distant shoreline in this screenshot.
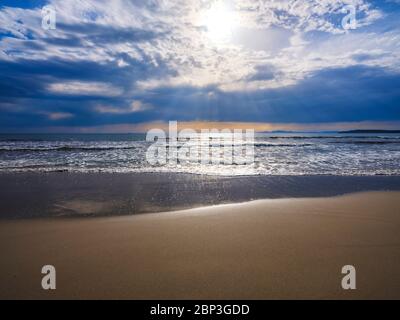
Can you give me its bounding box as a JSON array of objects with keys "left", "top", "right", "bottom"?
[{"left": 339, "top": 129, "right": 400, "bottom": 134}]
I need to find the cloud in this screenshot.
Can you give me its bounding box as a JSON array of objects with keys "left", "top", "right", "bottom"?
[
  {"left": 130, "top": 100, "right": 152, "bottom": 112},
  {"left": 0, "top": 0, "right": 399, "bottom": 131},
  {"left": 95, "top": 100, "right": 153, "bottom": 114},
  {"left": 0, "top": 0, "right": 392, "bottom": 92},
  {"left": 238, "top": 0, "right": 383, "bottom": 33},
  {"left": 131, "top": 65, "right": 400, "bottom": 124},
  {"left": 48, "top": 81, "right": 123, "bottom": 96},
  {"left": 45, "top": 112, "right": 74, "bottom": 120}
]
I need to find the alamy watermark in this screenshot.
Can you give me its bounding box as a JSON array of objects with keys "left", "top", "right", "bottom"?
[
  {"left": 342, "top": 5, "right": 357, "bottom": 30},
  {"left": 41, "top": 265, "right": 56, "bottom": 290},
  {"left": 41, "top": 5, "right": 56, "bottom": 30},
  {"left": 341, "top": 265, "right": 357, "bottom": 290},
  {"left": 145, "top": 121, "right": 255, "bottom": 166}
]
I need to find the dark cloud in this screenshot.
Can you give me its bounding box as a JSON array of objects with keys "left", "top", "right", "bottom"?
[
  {"left": 1, "top": 61, "right": 399, "bottom": 130},
  {"left": 351, "top": 52, "right": 388, "bottom": 62},
  {"left": 133, "top": 65, "right": 400, "bottom": 124},
  {"left": 246, "top": 64, "right": 276, "bottom": 81},
  {"left": 42, "top": 36, "right": 83, "bottom": 47},
  {"left": 56, "top": 22, "right": 165, "bottom": 44}
]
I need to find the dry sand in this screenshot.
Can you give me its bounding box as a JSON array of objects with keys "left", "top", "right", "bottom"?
[{"left": 0, "top": 191, "right": 399, "bottom": 300}]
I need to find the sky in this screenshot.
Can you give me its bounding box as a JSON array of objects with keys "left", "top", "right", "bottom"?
[{"left": 0, "top": 0, "right": 399, "bottom": 132}]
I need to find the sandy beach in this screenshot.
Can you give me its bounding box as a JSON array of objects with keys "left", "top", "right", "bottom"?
[
  {"left": 2, "top": 0, "right": 400, "bottom": 305},
  {"left": 1, "top": 191, "right": 399, "bottom": 300}
]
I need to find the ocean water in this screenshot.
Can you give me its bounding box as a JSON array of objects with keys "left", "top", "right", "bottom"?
[{"left": 0, "top": 132, "right": 399, "bottom": 176}]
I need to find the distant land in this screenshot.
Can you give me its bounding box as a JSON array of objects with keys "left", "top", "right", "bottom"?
[
  {"left": 339, "top": 130, "right": 400, "bottom": 134},
  {"left": 259, "top": 129, "right": 400, "bottom": 134},
  {"left": 260, "top": 130, "right": 337, "bottom": 134}
]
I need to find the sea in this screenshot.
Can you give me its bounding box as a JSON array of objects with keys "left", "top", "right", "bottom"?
[{"left": 0, "top": 132, "right": 399, "bottom": 176}]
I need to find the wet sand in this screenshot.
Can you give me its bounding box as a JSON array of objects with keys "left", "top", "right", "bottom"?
[
  {"left": 1, "top": 172, "right": 400, "bottom": 218},
  {"left": 1, "top": 191, "right": 399, "bottom": 299}
]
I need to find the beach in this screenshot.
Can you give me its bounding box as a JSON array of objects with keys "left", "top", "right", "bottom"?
[
  {"left": 2, "top": 0, "right": 400, "bottom": 304},
  {"left": 1, "top": 172, "right": 400, "bottom": 219},
  {"left": 1, "top": 190, "right": 399, "bottom": 300}
]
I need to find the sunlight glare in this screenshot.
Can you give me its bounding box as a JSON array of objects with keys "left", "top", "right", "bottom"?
[{"left": 200, "top": 1, "right": 238, "bottom": 43}]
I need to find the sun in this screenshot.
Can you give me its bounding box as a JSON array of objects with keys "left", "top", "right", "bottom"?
[{"left": 200, "top": 1, "right": 238, "bottom": 43}]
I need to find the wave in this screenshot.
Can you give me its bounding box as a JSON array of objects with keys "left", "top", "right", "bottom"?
[
  {"left": 263, "top": 136, "right": 400, "bottom": 140},
  {"left": 329, "top": 141, "right": 400, "bottom": 145},
  {"left": 0, "top": 146, "right": 138, "bottom": 152},
  {"left": 0, "top": 139, "right": 46, "bottom": 142},
  {"left": 1, "top": 166, "right": 399, "bottom": 176},
  {"left": 2, "top": 140, "right": 399, "bottom": 152},
  {"left": 1, "top": 143, "right": 318, "bottom": 152},
  {"left": 254, "top": 143, "right": 313, "bottom": 147}
]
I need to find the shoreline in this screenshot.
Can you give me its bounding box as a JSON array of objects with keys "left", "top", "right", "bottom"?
[
  {"left": 1, "top": 191, "right": 400, "bottom": 299},
  {"left": 0, "top": 189, "right": 397, "bottom": 222},
  {"left": 1, "top": 172, "right": 400, "bottom": 219}
]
